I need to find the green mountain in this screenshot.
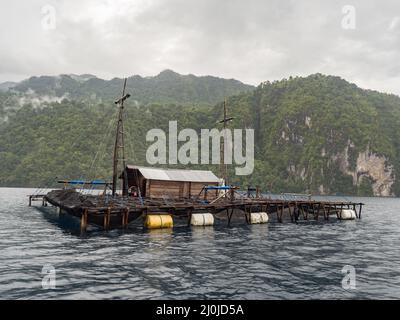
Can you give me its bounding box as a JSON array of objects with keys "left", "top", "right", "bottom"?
[
  {"left": 0, "top": 81, "right": 17, "bottom": 92},
  {"left": 1, "top": 73, "right": 399, "bottom": 197},
  {"left": 8, "top": 70, "right": 254, "bottom": 106},
  {"left": 224, "top": 74, "right": 399, "bottom": 196}
]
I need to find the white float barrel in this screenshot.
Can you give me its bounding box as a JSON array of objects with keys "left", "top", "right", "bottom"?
[
  {"left": 259, "top": 212, "right": 269, "bottom": 223},
  {"left": 190, "top": 213, "right": 214, "bottom": 226},
  {"left": 249, "top": 212, "right": 269, "bottom": 224},
  {"left": 339, "top": 209, "right": 356, "bottom": 220}
]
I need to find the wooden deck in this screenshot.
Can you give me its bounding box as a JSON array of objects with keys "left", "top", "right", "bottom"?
[{"left": 28, "top": 189, "right": 364, "bottom": 233}]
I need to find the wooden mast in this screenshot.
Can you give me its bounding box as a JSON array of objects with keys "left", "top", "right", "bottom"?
[
  {"left": 112, "top": 78, "right": 131, "bottom": 197},
  {"left": 218, "top": 99, "right": 234, "bottom": 185}
]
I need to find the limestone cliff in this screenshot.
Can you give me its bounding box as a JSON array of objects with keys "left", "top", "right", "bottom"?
[{"left": 332, "top": 142, "right": 395, "bottom": 196}]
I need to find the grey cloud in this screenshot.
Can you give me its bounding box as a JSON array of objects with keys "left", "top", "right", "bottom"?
[{"left": 1, "top": 0, "right": 400, "bottom": 94}]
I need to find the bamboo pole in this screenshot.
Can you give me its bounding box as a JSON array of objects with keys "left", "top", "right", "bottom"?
[
  {"left": 80, "top": 209, "right": 88, "bottom": 233},
  {"left": 288, "top": 203, "right": 293, "bottom": 222},
  {"left": 104, "top": 208, "right": 111, "bottom": 230}
]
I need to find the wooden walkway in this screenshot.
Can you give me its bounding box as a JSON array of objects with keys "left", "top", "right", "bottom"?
[{"left": 29, "top": 190, "right": 364, "bottom": 232}]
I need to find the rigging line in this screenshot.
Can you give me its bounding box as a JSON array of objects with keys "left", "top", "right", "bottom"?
[
  {"left": 125, "top": 132, "right": 140, "bottom": 201},
  {"left": 123, "top": 107, "right": 143, "bottom": 197},
  {"left": 123, "top": 134, "right": 134, "bottom": 164},
  {"left": 122, "top": 100, "right": 144, "bottom": 205},
  {"left": 87, "top": 110, "right": 117, "bottom": 178},
  {"left": 33, "top": 176, "right": 59, "bottom": 196},
  {"left": 32, "top": 108, "right": 97, "bottom": 196},
  {"left": 119, "top": 110, "right": 132, "bottom": 167},
  {"left": 82, "top": 105, "right": 121, "bottom": 196},
  {"left": 122, "top": 105, "right": 137, "bottom": 163},
  {"left": 88, "top": 114, "right": 115, "bottom": 178},
  {"left": 26, "top": 92, "right": 117, "bottom": 195},
  {"left": 85, "top": 107, "right": 116, "bottom": 167},
  {"left": 33, "top": 173, "right": 60, "bottom": 195},
  {"left": 66, "top": 102, "right": 112, "bottom": 167},
  {"left": 79, "top": 110, "right": 118, "bottom": 194},
  {"left": 77, "top": 107, "right": 117, "bottom": 194}
]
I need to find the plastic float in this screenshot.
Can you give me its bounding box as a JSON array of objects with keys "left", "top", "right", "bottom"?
[
  {"left": 190, "top": 213, "right": 214, "bottom": 226},
  {"left": 339, "top": 209, "right": 357, "bottom": 220},
  {"left": 145, "top": 214, "right": 173, "bottom": 229},
  {"left": 249, "top": 212, "right": 269, "bottom": 224}
]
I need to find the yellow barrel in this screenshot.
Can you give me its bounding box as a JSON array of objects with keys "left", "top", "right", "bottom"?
[{"left": 145, "top": 214, "right": 173, "bottom": 229}]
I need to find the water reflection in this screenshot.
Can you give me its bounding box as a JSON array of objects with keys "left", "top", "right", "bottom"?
[
  {"left": 1, "top": 189, "right": 400, "bottom": 299},
  {"left": 189, "top": 225, "right": 216, "bottom": 240}
]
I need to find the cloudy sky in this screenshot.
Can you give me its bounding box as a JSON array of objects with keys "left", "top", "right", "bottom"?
[{"left": 1, "top": 0, "right": 400, "bottom": 94}]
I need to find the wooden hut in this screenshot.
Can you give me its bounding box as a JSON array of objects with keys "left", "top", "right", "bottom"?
[{"left": 121, "top": 165, "right": 221, "bottom": 199}]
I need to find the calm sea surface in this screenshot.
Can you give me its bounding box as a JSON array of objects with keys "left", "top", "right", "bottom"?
[{"left": 0, "top": 187, "right": 399, "bottom": 299}]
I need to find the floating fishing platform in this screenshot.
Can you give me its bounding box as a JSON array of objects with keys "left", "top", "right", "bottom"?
[
  {"left": 29, "top": 187, "right": 364, "bottom": 233},
  {"left": 28, "top": 78, "right": 365, "bottom": 233}
]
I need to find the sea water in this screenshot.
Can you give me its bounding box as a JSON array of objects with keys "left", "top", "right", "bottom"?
[{"left": 0, "top": 188, "right": 399, "bottom": 299}]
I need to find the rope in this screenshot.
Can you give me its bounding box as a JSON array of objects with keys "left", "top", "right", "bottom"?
[
  {"left": 32, "top": 176, "right": 59, "bottom": 196},
  {"left": 79, "top": 108, "right": 118, "bottom": 195},
  {"left": 74, "top": 82, "right": 126, "bottom": 188},
  {"left": 123, "top": 105, "right": 144, "bottom": 205},
  {"left": 32, "top": 100, "right": 117, "bottom": 195}
]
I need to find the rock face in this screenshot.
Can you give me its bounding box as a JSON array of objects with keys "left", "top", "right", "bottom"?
[
  {"left": 355, "top": 150, "right": 394, "bottom": 196},
  {"left": 333, "top": 143, "right": 395, "bottom": 196}
]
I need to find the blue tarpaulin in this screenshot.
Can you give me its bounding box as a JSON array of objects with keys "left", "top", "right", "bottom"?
[
  {"left": 57, "top": 179, "right": 109, "bottom": 185},
  {"left": 205, "top": 185, "right": 233, "bottom": 190}
]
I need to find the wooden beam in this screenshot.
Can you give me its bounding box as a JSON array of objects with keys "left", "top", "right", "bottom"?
[{"left": 80, "top": 209, "right": 88, "bottom": 233}]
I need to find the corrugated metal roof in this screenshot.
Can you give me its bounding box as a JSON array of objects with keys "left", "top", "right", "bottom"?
[{"left": 126, "top": 165, "right": 220, "bottom": 183}]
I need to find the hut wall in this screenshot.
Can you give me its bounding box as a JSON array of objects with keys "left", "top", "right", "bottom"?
[
  {"left": 123, "top": 168, "right": 220, "bottom": 199},
  {"left": 147, "top": 180, "right": 219, "bottom": 199},
  {"left": 148, "top": 180, "right": 183, "bottom": 198}
]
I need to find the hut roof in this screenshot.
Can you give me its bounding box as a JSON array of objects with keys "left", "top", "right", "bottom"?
[{"left": 125, "top": 165, "right": 220, "bottom": 183}]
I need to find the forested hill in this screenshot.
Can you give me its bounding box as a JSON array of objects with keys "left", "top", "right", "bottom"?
[
  {"left": 1, "top": 73, "right": 400, "bottom": 197},
  {"left": 3, "top": 70, "right": 254, "bottom": 106},
  {"left": 224, "top": 74, "right": 400, "bottom": 196}
]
